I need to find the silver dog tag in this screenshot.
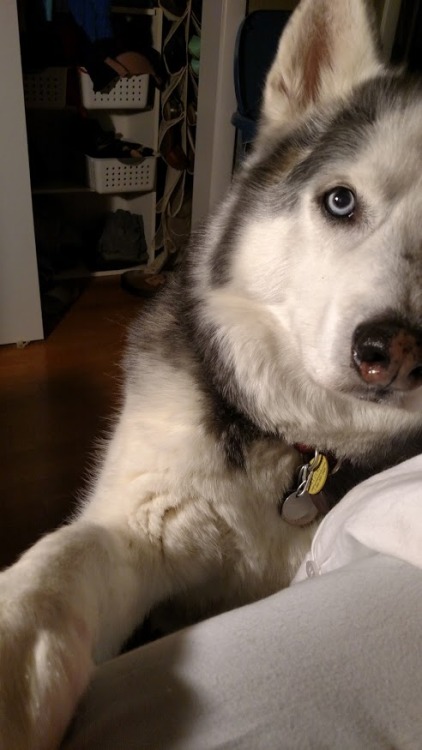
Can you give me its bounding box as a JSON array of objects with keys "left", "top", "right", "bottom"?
[{"left": 281, "top": 490, "right": 319, "bottom": 526}]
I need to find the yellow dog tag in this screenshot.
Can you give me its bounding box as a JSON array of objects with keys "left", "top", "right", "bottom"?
[{"left": 308, "top": 454, "right": 329, "bottom": 495}]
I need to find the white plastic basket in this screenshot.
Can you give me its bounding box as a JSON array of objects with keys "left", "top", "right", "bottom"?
[
  {"left": 23, "top": 67, "right": 67, "bottom": 109},
  {"left": 86, "top": 156, "right": 156, "bottom": 193},
  {"left": 79, "top": 70, "right": 150, "bottom": 110}
]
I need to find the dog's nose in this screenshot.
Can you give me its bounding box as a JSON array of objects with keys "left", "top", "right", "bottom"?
[{"left": 352, "top": 319, "right": 422, "bottom": 391}]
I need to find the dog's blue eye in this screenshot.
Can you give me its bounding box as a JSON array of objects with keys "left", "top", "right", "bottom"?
[{"left": 323, "top": 187, "right": 356, "bottom": 218}]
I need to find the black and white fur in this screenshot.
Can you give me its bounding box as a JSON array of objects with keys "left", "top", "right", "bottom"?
[{"left": 2, "top": 1, "right": 422, "bottom": 747}]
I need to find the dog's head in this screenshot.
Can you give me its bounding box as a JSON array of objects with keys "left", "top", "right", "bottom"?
[{"left": 199, "top": 0, "right": 422, "bottom": 436}]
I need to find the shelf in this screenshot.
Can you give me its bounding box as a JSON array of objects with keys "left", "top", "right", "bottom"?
[
  {"left": 32, "top": 182, "right": 92, "bottom": 195},
  {"left": 32, "top": 182, "right": 157, "bottom": 196},
  {"left": 111, "top": 6, "right": 156, "bottom": 15},
  {"left": 54, "top": 262, "right": 150, "bottom": 281},
  {"left": 36, "top": 191, "right": 158, "bottom": 270}
]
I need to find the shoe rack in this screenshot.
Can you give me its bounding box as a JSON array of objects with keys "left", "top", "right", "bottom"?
[
  {"left": 17, "top": 1, "right": 205, "bottom": 333},
  {"left": 0, "top": 1, "right": 204, "bottom": 343},
  {"left": 20, "top": 4, "right": 163, "bottom": 296}
]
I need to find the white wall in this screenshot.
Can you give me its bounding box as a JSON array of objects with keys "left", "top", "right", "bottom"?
[
  {"left": 0, "top": 0, "right": 43, "bottom": 345},
  {"left": 191, "top": 0, "right": 247, "bottom": 227}
]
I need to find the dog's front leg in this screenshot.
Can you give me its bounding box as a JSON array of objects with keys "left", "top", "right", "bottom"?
[{"left": 0, "top": 519, "right": 155, "bottom": 750}]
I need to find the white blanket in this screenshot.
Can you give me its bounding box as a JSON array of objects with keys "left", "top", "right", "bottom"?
[
  {"left": 64, "top": 456, "right": 422, "bottom": 750},
  {"left": 294, "top": 453, "right": 422, "bottom": 582}
]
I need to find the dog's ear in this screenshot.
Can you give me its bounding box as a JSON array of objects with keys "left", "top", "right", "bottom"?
[{"left": 260, "top": 0, "right": 383, "bottom": 136}]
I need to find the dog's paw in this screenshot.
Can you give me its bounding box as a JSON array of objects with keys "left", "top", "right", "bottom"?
[{"left": 0, "top": 573, "right": 93, "bottom": 750}]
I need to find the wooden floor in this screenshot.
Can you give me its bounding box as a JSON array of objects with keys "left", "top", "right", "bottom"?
[{"left": 0, "top": 277, "right": 143, "bottom": 570}]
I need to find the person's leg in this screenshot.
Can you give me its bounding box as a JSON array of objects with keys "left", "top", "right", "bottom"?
[{"left": 63, "top": 553, "right": 422, "bottom": 750}]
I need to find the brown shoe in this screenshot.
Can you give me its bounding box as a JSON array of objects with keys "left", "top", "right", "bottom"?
[{"left": 121, "top": 270, "right": 168, "bottom": 298}]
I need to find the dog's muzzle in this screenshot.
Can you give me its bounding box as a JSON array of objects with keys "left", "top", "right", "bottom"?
[{"left": 352, "top": 318, "right": 422, "bottom": 392}]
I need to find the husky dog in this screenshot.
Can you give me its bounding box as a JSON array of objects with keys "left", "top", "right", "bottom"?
[{"left": 2, "top": 0, "right": 422, "bottom": 747}]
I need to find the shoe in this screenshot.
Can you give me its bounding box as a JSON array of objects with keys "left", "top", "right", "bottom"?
[{"left": 121, "top": 270, "right": 169, "bottom": 298}]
